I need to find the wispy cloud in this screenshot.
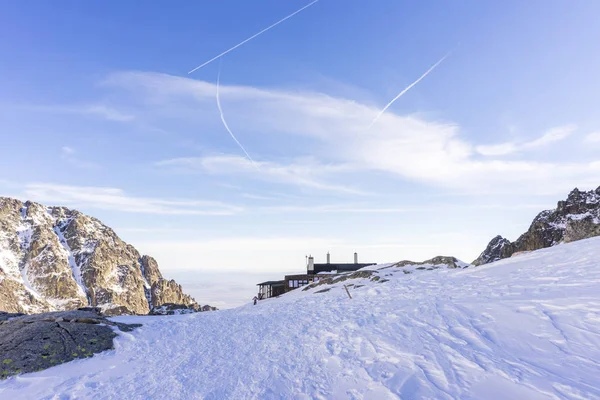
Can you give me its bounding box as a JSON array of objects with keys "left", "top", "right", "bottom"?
[
  {"left": 476, "top": 124, "right": 577, "bottom": 156},
  {"left": 115, "top": 227, "right": 200, "bottom": 234},
  {"left": 62, "top": 146, "right": 75, "bottom": 155},
  {"left": 258, "top": 202, "right": 550, "bottom": 214},
  {"left": 584, "top": 131, "right": 600, "bottom": 143},
  {"left": 21, "top": 183, "right": 243, "bottom": 215},
  {"left": 10, "top": 104, "right": 134, "bottom": 122},
  {"left": 105, "top": 71, "right": 599, "bottom": 195},
  {"left": 60, "top": 146, "right": 100, "bottom": 169},
  {"left": 241, "top": 193, "right": 280, "bottom": 201},
  {"left": 77, "top": 104, "right": 135, "bottom": 122},
  {"left": 156, "top": 155, "right": 368, "bottom": 195}
]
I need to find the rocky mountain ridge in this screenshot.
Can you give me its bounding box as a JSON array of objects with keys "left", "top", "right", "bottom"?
[
  {"left": 0, "top": 197, "right": 203, "bottom": 315},
  {"left": 473, "top": 186, "right": 600, "bottom": 265}
]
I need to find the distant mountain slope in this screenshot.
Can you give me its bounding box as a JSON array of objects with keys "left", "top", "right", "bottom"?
[
  {"left": 0, "top": 197, "right": 199, "bottom": 315},
  {"left": 474, "top": 186, "right": 600, "bottom": 265},
  {"left": 2, "top": 236, "right": 599, "bottom": 398}
]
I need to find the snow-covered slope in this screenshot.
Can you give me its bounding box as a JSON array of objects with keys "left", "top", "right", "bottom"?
[{"left": 2, "top": 237, "right": 600, "bottom": 399}]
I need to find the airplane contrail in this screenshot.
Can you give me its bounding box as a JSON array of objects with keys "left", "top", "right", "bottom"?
[
  {"left": 368, "top": 52, "right": 451, "bottom": 128},
  {"left": 188, "top": 0, "right": 320, "bottom": 74},
  {"left": 216, "top": 65, "right": 260, "bottom": 170}
]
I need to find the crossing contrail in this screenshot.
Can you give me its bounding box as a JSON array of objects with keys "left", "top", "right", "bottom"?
[
  {"left": 216, "top": 65, "right": 259, "bottom": 170},
  {"left": 188, "top": 0, "right": 320, "bottom": 74},
  {"left": 368, "top": 52, "right": 451, "bottom": 128}
]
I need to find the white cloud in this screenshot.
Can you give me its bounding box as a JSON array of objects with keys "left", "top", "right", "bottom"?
[
  {"left": 106, "top": 72, "right": 599, "bottom": 195},
  {"left": 258, "top": 202, "right": 549, "bottom": 214},
  {"left": 523, "top": 125, "right": 576, "bottom": 148},
  {"left": 79, "top": 104, "right": 134, "bottom": 122},
  {"left": 21, "top": 183, "right": 243, "bottom": 215},
  {"left": 585, "top": 132, "right": 600, "bottom": 143},
  {"left": 475, "top": 142, "right": 518, "bottom": 156},
  {"left": 61, "top": 146, "right": 75, "bottom": 155},
  {"left": 12, "top": 104, "right": 134, "bottom": 122},
  {"left": 240, "top": 193, "right": 279, "bottom": 201},
  {"left": 156, "top": 155, "right": 368, "bottom": 195},
  {"left": 476, "top": 124, "right": 576, "bottom": 156}
]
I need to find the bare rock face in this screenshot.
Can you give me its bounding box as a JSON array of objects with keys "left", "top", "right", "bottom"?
[
  {"left": 564, "top": 215, "right": 600, "bottom": 243},
  {"left": 150, "top": 279, "right": 196, "bottom": 308},
  {"left": 472, "top": 235, "right": 514, "bottom": 266},
  {"left": 140, "top": 255, "right": 163, "bottom": 287},
  {"left": 474, "top": 186, "right": 600, "bottom": 265},
  {"left": 0, "top": 197, "right": 202, "bottom": 315}
]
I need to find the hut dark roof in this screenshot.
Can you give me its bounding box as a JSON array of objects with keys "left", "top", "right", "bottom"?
[
  {"left": 256, "top": 280, "right": 285, "bottom": 286},
  {"left": 313, "top": 263, "right": 376, "bottom": 274}
]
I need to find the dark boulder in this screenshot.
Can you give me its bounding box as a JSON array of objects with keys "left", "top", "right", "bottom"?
[
  {"left": 0, "top": 312, "right": 25, "bottom": 322},
  {"left": 0, "top": 309, "right": 141, "bottom": 379}
]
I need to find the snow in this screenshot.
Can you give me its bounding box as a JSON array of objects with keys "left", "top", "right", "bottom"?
[
  {"left": 53, "top": 221, "right": 88, "bottom": 298},
  {"left": 2, "top": 237, "right": 600, "bottom": 399},
  {"left": 0, "top": 232, "right": 21, "bottom": 281}
]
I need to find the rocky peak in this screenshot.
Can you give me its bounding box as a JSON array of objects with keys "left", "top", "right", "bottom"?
[
  {"left": 472, "top": 235, "right": 513, "bottom": 266},
  {"left": 0, "top": 197, "right": 204, "bottom": 315},
  {"left": 140, "top": 255, "right": 163, "bottom": 287},
  {"left": 474, "top": 186, "right": 600, "bottom": 265}
]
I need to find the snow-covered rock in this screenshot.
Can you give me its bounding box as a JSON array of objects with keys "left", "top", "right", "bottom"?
[
  {"left": 0, "top": 197, "right": 201, "bottom": 315},
  {"left": 392, "top": 255, "right": 469, "bottom": 269},
  {"left": 149, "top": 302, "right": 216, "bottom": 315},
  {"left": 475, "top": 186, "right": 600, "bottom": 265},
  {"left": 472, "top": 235, "right": 513, "bottom": 266}
]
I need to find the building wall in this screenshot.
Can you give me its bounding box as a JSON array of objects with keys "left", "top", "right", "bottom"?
[{"left": 284, "top": 274, "right": 326, "bottom": 291}]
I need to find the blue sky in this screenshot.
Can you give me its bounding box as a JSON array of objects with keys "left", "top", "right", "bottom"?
[{"left": 1, "top": 1, "right": 600, "bottom": 308}]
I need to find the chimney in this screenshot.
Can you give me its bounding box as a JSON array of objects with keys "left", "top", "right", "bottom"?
[
  {"left": 307, "top": 255, "right": 314, "bottom": 274},
  {"left": 354, "top": 252, "right": 358, "bottom": 264},
  {"left": 326, "top": 252, "right": 330, "bottom": 264}
]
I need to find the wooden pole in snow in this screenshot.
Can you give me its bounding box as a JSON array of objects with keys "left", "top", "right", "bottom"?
[{"left": 344, "top": 284, "right": 352, "bottom": 299}]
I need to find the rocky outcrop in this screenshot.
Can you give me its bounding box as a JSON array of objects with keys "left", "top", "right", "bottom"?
[
  {"left": 149, "top": 303, "right": 218, "bottom": 315},
  {"left": 392, "top": 256, "right": 469, "bottom": 269},
  {"left": 140, "top": 255, "right": 163, "bottom": 288},
  {"left": 474, "top": 186, "right": 600, "bottom": 265},
  {"left": 150, "top": 279, "right": 196, "bottom": 308},
  {"left": 564, "top": 215, "right": 600, "bottom": 243},
  {"left": 0, "top": 308, "right": 141, "bottom": 379},
  {"left": 0, "top": 197, "right": 202, "bottom": 315},
  {"left": 472, "top": 235, "right": 514, "bottom": 266}
]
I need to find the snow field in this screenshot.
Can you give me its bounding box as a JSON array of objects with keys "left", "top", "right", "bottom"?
[{"left": 1, "top": 237, "right": 600, "bottom": 399}]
